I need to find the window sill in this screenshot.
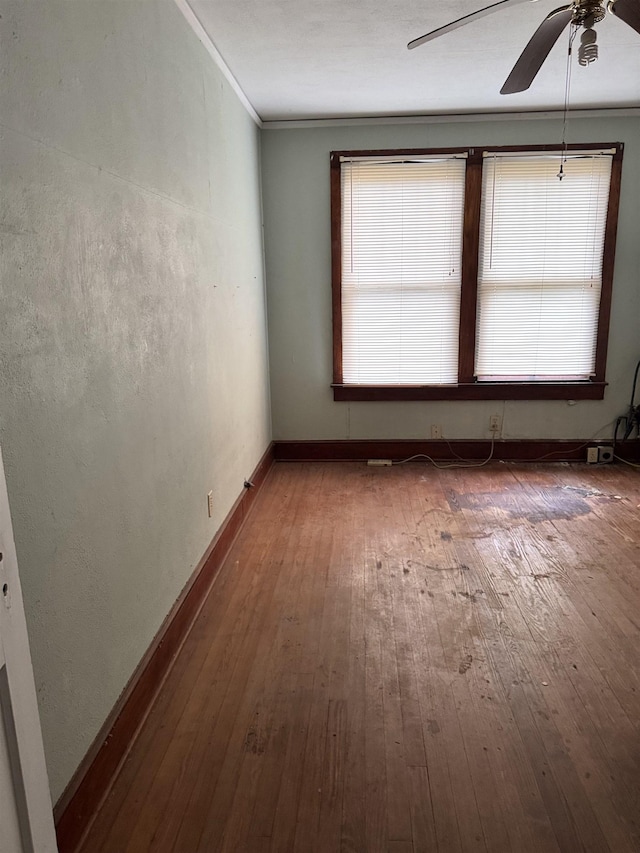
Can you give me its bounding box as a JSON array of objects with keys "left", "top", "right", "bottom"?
[{"left": 332, "top": 382, "right": 607, "bottom": 402}]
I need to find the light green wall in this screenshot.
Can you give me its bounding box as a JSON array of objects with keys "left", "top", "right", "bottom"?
[
  {"left": 0, "top": 1, "right": 270, "bottom": 801},
  {"left": 262, "top": 116, "right": 640, "bottom": 441}
]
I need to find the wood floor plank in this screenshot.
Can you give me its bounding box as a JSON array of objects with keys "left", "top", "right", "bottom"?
[
  {"left": 388, "top": 842, "right": 414, "bottom": 853},
  {"left": 363, "top": 550, "right": 388, "bottom": 853},
  {"left": 337, "top": 486, "right": 367, "bottom": 853},
  {"left": 78, "top": 461, "right": 640, "bottom": 853},
  {"left": 381, "top": 582, "right": 415, "bottom": 843}
]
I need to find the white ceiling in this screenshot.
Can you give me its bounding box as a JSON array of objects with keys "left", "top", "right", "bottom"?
[{"left": 186, "top": 0, "right": 640, "bottom": 122}]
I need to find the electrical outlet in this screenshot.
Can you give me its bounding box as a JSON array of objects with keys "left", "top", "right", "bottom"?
[
  {"left": 207, "top": 491, "right": 214, "bottom": 517},
  {"left": 598, "top": 446, "right": 614, "bottom": 464},
  {"left": 431, "top": 424, "right": 442, "bottom": 439},
  {"left": 489, "top": 415, "right": 502, "bottom": 435},
  {"left": 587, "top": 447, "right": 599, "bottom": 464}
]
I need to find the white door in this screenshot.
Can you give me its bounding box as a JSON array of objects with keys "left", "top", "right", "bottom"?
[{"left": 0, "top": 446, "right": 58, "bottom": 853}]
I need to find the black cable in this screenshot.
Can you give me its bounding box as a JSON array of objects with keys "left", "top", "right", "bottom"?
[
  {"left": 630, "top": 359, "right": 640, "bottom": 412},
  {"left": 623, "top": 358, "right": 640, "bottom": 439},
  {"left": 613, "top": 415, "right": 626, "bottom": 450}
]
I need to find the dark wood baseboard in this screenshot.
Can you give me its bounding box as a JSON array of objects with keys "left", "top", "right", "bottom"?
[
  {"left": 54, "top": 443, "right": 275, "bottom": 853},
  {"left": 274, "top": 439, "right": 640, "bottom": 463}
]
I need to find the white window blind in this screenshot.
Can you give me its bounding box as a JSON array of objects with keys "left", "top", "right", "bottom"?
[
  {"left": 475, "top": 153, "right": 613, "bottom": 381},
  {"left": 341, "top": 157, "right": 466, "bottom": 385}
]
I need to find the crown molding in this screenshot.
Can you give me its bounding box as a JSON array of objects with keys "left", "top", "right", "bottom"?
[
  {"left": 174, "top": 0, "right": 262, "bottom": 128},
  {"left": 262, "top": 107, "right": 640, "bottom": 130}
]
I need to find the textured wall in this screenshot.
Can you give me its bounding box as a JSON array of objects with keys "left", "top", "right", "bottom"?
[
  {"left": 0, "top": 1, "right": 270, "bottom": 801},
  {"left": 262, "top": 116, "right": 640, "bottom": 441}
]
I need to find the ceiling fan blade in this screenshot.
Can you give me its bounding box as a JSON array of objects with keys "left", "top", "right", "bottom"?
[
  {"left": 408, "top": 0, "right": 535, "bottom": 50},
  {"left": 500, "top": 5, "right": 573, "bottom": 94},
  {"left": 609, "top": 0, "right": 640, "bottom": 36}
]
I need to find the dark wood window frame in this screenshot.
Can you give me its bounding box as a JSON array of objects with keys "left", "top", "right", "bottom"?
[{"left": 330, "top": 143, "right": 623, "bottom": 402}]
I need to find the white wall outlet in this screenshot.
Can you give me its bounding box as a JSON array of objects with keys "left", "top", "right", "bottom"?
[
  {"left": 207, "top": 491, "right": 214, "bottom": 517},
  {"left": 489, "top": 415, "right": 502, "bottom": 435},
  {"left": 586, "top": 447, "right": 599, "bottom": 464},
  {"left": 431, "top": 424, "right": 442, "bottom": 439}
]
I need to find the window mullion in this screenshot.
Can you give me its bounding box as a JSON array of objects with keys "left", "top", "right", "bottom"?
[{"left": 458, "top": 150, "right": 483, "bottom": 384}]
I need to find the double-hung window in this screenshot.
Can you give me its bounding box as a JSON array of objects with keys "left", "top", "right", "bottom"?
[{"left": 330, "top": 144, "right": 623, "bottom": 401}]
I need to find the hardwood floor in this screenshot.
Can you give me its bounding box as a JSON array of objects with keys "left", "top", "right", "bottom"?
[{"left": 79, "top": 461, "right": 640, "bottom": 852}]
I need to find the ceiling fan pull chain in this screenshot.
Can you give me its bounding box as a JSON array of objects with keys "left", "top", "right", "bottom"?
[{"left": 558, "top": 24, "right": 579, "bottom": 181}]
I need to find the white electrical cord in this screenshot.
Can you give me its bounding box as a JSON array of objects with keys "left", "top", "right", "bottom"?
[
  {"left": 393, "top": 439, "right": 495, "bottom": 470},
  {"left": 527, "top": 418, "right": 618, "bottom": 463},
  {"left": 391, "top": 417, "right": 622, "bottom": 469},
  {"left": 613, "top": 454, "right": 640, "bottom": 469}
]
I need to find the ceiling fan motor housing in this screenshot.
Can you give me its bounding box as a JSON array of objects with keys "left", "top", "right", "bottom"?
[{"left": 573, "top": 1, "right": 607, "bottom": 26}]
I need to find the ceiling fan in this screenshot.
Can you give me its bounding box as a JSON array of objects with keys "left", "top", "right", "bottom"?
[{"left": 408, "top": 0, "right": 640, "bottom": 94}]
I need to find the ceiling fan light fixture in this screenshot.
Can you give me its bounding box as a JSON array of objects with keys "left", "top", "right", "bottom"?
[{"left": 578, "top": 26, "right": 599, "bottom": 64}]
